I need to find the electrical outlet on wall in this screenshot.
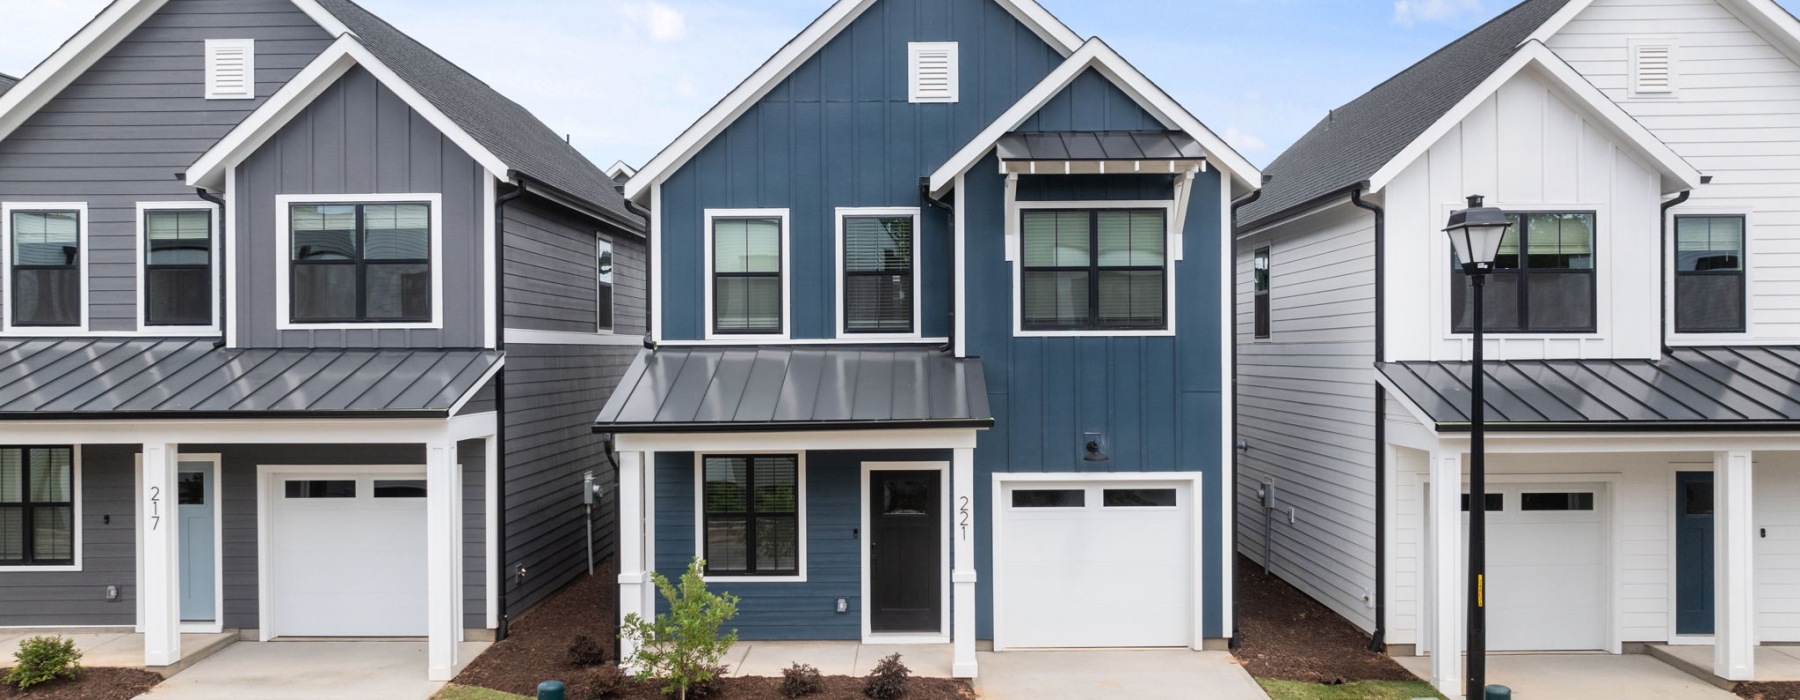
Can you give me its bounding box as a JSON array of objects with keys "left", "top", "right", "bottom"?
[{"left": 1288, "top": 507, "right": 1296, "bottom": 525}]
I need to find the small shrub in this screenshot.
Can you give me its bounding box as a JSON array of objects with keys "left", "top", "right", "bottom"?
[
  {"left": 862, "top": 653, "right": 909, "bottom": 700},
  {"left": 568, "top": 634, "right": 609, "bottom": 667},
  {"left": 780, "top": 662, "right": 824, "bottom": 698},
  {"left": 6, "top": 636, "right": 82, "bottom": 689},
  {"left": 575, "top": 664, "right": 630, "bottom": 699},
  {"left": 682, "top": 665, "right": 731, "bottom": 700},
  {"left": 620, "top": 557, "right": 740, "bottom": 700}
]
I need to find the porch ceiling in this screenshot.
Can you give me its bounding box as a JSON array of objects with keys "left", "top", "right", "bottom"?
[{"left": 1379, "top": 347, "right": 1800, "bottom": 432}]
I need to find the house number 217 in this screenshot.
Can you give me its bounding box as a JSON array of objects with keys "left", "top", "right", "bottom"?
[
  {"left": 148, "top": 486, "right": 162, "bottom": 531},
  {"left": 958, "top": 496, "right": 970, "bottom": 541}
]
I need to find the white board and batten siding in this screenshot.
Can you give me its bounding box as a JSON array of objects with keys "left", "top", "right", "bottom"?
[
  {"left": 1236, "top": 202, "right": 1381, "bottom": 633},
  {"left": 1382, "top": 67, "right": 1664, "bottom": 363},
  {"left": 1547, "top": 0, "right": 1800, "bottom": 344}
]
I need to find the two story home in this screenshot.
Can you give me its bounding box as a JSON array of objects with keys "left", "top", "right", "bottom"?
[
  {"left": 0, "top": 0, "right": 644, "bottom": 681},
  {"left": 598, "top": 0, "right": 1259, "bottom": 678},
  {"left": 1238, "top": 0, "right": 1800, "bottom": 695}
]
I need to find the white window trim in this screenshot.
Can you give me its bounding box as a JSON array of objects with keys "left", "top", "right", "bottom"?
[
  {"left": 1627, "top": 37, "right": 1678, "bottom": 100},
  {"left": 908, "top": 42, "right": 960, "bottom": 104},
  {"left": 1667, "top": 207, "right": 1753, "bottom": 342},
  {"left": 1010, "top": 199, "right": 1180, "bottom": 338},
  {"left": 703, "top": 208, "right": 790, "bottom": 341},
  {"left": 136, "top": 202, "right": 222, "bottom": 335},
  {"left": 693, "top": 451, "right": 807, "bottom": 584},
  {"left": 860, "top": 461, "right": 950, "bottom": 644},
  {"left": 204, "top": 39, "right": 256, "bottom": 101},
  {"left": 1, "top": 202, "right": 91, "bottom": 334},
  {"left": 5, "top": 445, "right": 83, "bottom": 573},
  {"left": 274, "top": 193, "right": 446, "bottom": 331},
  {"left": 835, "top": 207, "right": 923, "bottom": 340},
  {"left": 597, "top": 234, "right": 615, "bottom": 334}
]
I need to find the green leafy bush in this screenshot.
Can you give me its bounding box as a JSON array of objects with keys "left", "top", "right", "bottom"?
[
  {"left": 574, "top": 664, "right": 629, "bottom": 699},
  {"left": 780, "top": 662, "right": 824, "bottom": 698},
  {"left": 567, "top": 634, "right": 608, "bottom": 667},
  {"left": 862, "top": 653, "right": 909, "bottom": 700},
  {"left": 6, "top": 635, "right": 82, "bottom": 689},
  {"left": 619, "top": 558, "right": 740, "bottom": 700}
]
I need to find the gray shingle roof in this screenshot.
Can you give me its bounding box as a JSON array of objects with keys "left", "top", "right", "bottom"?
[
  {"left": 0, "top": 73, "right": 16, "bottom": 97},
  {"left": 1240, "top": 0, "right": 1572, "bottom": 227},
  {"left": 996, "top": 131, "right": 1205, "bottom": 161},
  {"left": 313, "top": 0, "right": 643, "bottom": 234},
  {"left": 0, "top": 339, "right": 500, "bottom": 419},
  {"left": 1379, "top": 347, "right": 1800, "bottom": 431},
  {"left": 596, "top": 346, "right": 994, "bottom": 433}
]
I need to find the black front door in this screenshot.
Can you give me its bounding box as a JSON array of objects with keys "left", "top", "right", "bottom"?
[{"left": 869, "top": 470, "right": 941, "bottom": 634}]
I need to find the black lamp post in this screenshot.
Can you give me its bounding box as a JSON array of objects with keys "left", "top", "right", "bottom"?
[{"left": 1444, "top": 195, "right": 1510, "bottom": 700}]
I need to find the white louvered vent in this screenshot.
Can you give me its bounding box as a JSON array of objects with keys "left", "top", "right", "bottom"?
[
  {"left": 909, "top": 42, "right": 959, "bottom": 104},
  {"left": 1631, "top": 41, "right": 1675, "bottom": 97},
  {"left": 205, "top": 39, "right": 256, "bottom": 100}
]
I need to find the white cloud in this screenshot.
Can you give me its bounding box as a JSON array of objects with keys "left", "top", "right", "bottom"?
[
  {"left": 1393, "top": 0, "right": 1482, "bottom": 27},
  {"left": 1223, "top": 126, "right": 1268, "bottom": 155},
  {"left": 623, "top": 1, "right": 689, "bottom": 43}
]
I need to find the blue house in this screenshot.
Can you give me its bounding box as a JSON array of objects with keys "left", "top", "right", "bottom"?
[{"left": 598, "top": 0, "right": 1259, "bottom": 677}]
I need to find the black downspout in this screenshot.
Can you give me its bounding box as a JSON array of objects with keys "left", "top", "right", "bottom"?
[
  {"left": 921, "top": 178, "right": 956, "bottom": 353},
  {"left": 194, "top": 186, "right": 228, "bottom": 348},
  {"left": 1660, "top": 188, "right": 1694, "bottom": 353},
  {"left": 1350, "top": 186, "right": 1387, "bottom": 653},
  {"left": 494, "top": 177, "right": 528, "bottom": 641},
  {"left": 626, "top": 200, "right": 655, "bottom": 345},
  {"left": 1227, "top": 186, "right": 1263, "bottom": 652}
]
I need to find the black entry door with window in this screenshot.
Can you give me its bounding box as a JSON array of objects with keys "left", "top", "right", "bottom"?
[{"left": 869, "top": 470, "right": 941, "bottom": 634}]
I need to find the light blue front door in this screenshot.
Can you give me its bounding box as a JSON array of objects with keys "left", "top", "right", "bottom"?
[{"left": 178, "top": 462, "right": 216, "bottom": 623}]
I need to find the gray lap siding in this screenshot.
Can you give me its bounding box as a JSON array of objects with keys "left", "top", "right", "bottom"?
[
  {"left": 503, "top": 194, "right": 648, "bottom": 336},
  {"left": 0, "top": 446, "right": 137, "bottom": 627}
]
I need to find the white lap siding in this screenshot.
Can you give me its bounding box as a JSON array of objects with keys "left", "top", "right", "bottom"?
[{"left": 1755, "top": 454, "right": 1800, "bottom": 641}]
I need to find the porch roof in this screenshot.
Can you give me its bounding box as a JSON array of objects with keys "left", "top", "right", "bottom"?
[
  {"left": 0, "top": 338, "right": 500, "bottom": 420},
  {"left": 995, "top": 130, "right": 1205, "bottom": 162},
  {"left": 595, "top": 346, "right": 993, "bottom": 434},
  {"left": 1378, "top": 347, "right": 1800, "bottom": 432}
]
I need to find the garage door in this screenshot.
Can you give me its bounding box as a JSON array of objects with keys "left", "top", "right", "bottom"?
[
  {"left": 1476, "top": 485, "right": 1608, "bottom": 651},
  {"left": 268, "top": 473, "right": 428, "bottom": 637},
  {"left": 996, "top": 479, "right": 1193, "bottom": 648}
]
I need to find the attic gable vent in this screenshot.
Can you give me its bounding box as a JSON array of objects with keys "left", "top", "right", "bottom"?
[
  {"left": 205, "top": 39, "right": 256, "bottom": 100},
  {"left": 909, "top": 42, "right": 959, "bottom": 104},
  {"left": 1630, "top": 40, "right": 1676, "bottom": 97}
]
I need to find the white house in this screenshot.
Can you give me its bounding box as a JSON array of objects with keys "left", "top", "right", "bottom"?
[{"left": 1236, "top": 0, "right": 1800, "bottom": 696}]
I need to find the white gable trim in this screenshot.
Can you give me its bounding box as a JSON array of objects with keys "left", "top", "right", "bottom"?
[
  {"left": 621, "top": 0, "right": 1084, "bottom": 204},
  {"left": 1530, "top": 0, "right": 1800, "bottom": 65},
  {"left": 288, "top": 0, "right": 355, "bottom": 39},
  {"left": 186, "top": 36, "right": 511, "bottom": 191},
  {"left": 926, "top": 38, "right": 1262, "bottom": 197},
  {"left": 1365, "top": 41, "right": 1701, "bottom": 196},
  {"left": 607, "top": 161, "right": 638, "bottom": 180}
]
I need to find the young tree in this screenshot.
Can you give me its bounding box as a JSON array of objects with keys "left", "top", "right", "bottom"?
[{"left": 620, "top": 558, "right": 740, "bottom": 699}]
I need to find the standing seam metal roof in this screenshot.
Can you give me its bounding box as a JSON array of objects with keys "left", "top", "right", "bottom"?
[{"left": 996, "top": 130, "right": 1205, "bottom": 161}]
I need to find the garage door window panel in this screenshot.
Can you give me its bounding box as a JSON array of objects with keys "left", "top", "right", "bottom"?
[
  {"left": 1520, "top": 492, "right": 1594, "bottom": 511},
  {"left": 703, "top": 455, "right": 800, "bottom": 578},
  {"left": 285, "top": 480, "right": 355, "bottom": 499},
  {"left": 1010, "top": 489, "right": 1084, "bottom": 508},
  {"left": 373, "top": 480, "right": 426, "bottom": 498},
  {"left": 1103, "top": 488, "right": 1177, "bottom": 507},
  {"left": 0, "top": 447, "right": 75, "bottom": 567}
]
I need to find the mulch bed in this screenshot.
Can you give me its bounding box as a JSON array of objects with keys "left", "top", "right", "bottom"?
[
  {"left": 0, "top": 668, "right": 161, "bottom": 700},
  {"left": 1739, "top": 683, "right": 1800, "bottom": 700},
  {"left": 453, "top": 563, "right": 973, "bottom": 700},
  {"left": 1234, "top": 555, "right": 1420, "bottom": 684}
]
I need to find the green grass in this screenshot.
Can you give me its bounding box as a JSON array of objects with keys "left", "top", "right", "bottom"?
[
  {"left": 1256, "top": 678, "right": 1446, "bottom": 700},
  {"left": 431, "top": 684, "right": 532, "bottom": 700}
]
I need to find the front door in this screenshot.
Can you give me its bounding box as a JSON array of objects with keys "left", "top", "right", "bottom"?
[
  {"left": 868, "top": 470, "right": 941, "bottom": 634},
  {"left": 178, "top": 461, "right": 216, "bottom": 623},
  {"left": 1677, "top": 471, "right": 1715, "bottom": 636}
]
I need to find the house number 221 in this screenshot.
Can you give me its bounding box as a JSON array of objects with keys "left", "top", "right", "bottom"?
[{"left": 958, "top": 496, "right": 970, "bottom": 541}]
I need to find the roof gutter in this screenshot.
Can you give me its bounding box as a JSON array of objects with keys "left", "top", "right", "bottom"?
[
  {"left": 1238, "top": 181, "right": 1371, "bottom": 234},
  {"left": 921, "top": 178, "right": 957, "bottom": 354},
  {"left": 596, "top": 418, "right": 996, "bottom": 435},
  {"left": 506, "top": 170, "right": 647, "bottom": 237},
  {"left": 1349, "top": 185, "right": 1388, "bottom": 653},
  {"left": 1226, "top": 185, "right": 1262, "bottom": 652}
]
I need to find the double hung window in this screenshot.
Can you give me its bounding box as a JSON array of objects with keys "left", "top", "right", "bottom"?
[
  {"left": 711, "top": 216, "right": 783, "bottom": 335},
  {"left": 289, "top": 202, "right": 432, "bottom": 324},
  {"left": 9, "top": 210, "right": 81, "bottom": 328},
  {"left": 1020, "top": 208, "right": 1167, "bottom": 331},
  {"left": 0, "top": 447, "right": 74, "bottom": 567},
  {"left": 1674, "top": 216, "right": 1746, "bottom": 334},
  {"left": 143, "top": 209, "right": 214, "bottom": 327},
  {"left": 1452, "top": 212, "right": 1596, "bottom": 333},
  {"left": 841, "top": 213, "right": 916, "bottom": 334}
]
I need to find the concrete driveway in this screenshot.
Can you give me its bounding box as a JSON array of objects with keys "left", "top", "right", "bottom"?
[
  {"left": 135, "top": 640, "right": 489, "bottom": 700},
  {"left": 974, "top": 650, "right": 1269, "bottom": 700},
  {"left": 1397, "top": 653, "right": 1737, "bottom": 699}
]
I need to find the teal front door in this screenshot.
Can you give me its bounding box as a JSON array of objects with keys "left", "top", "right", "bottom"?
[
  {"left": 178, "top": 462, "right": 216, "bottom": 623},
  {"left": 1676, "top": 471, "right": 1714, "bottom": 636}
]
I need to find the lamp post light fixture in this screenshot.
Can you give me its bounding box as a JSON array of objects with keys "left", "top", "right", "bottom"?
[{"left": 1444, "top": 194, "right": 1510, "bottom": 700}]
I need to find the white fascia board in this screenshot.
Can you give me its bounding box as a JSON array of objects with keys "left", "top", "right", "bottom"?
[
  {"left": 0, "top": 0, "right": 169, "bottom": 146},
  {"left": 926, "top": 38, "right": 1262, "bottom": 198},
  {"left": 622, "top": 0, "right": 1085, "bottom": 204},
  {"left": 187, "top": 37, "right": 511, "bottom": 191},
  {"left": 1365, "top": 42, "right": 1701, "bottom": 197},
  {"left": 287, "top": 0, "right": 355, "bottom": 39},
  {"left": 1522, "top": 0, "right": 1594, "bottom": 46},
  {"left": 608, "top": 160, "right": 638, "bottom": 179}
]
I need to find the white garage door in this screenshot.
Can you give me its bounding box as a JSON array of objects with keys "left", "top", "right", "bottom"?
[
  {"left": 997, "top": 479, "right": 1193, "bottom": 649},
  {"left": 268, "top": 472, "right": 428, "bottom": 637},
  {"left": 1477, "top": 485, "right": 1608, "bottom": 651}
]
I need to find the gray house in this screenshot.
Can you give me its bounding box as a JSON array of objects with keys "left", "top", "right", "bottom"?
[{"left": 0, "top": 0, "right": 644, "bottom": 680}]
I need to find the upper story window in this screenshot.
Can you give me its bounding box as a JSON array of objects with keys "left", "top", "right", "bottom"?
[
  {"left": 908, "top": 42, "right": 959, "bottom": 103},
  {"left": 285, "top": 200, "right": 435, "bottom": 326},
  {"left": 204, "top": 39, "right": 256, "bottom": 100},
  {"left": 6, "top": 207, "right": 84, "bottom": 329},
  {"left": 597, "top": 237, "right": 615, "bottom": 332},
  {"left": 1253, "top": 246, "right": 1271, "bottom": 339},
  {"left": 0, "top": 447, "right": 75, "bottom": 568},
  {"left": 709, "top": 212, "right": 785, "bottom": 337},
  {"left": 142, "top": 207, "right": 214, "bottom": 328},
  {"left": 701, "top": 454, "right": 802, "bottom": 579},
  {"left": 1452, "top": 212, "right": 1596, "bottom": 334},
  {"left": 1675, "top": 215, "right": 1746, "bottom": 334},
  {"left": 1020, "top": 208, "right": 1167, "bottom": 332},
  {"left": 839, "top": 210, "right": 917, "bottom": 336}
]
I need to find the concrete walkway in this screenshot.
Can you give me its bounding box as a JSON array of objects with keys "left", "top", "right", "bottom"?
[
  {"left": 1651, "top": 643, "right": 1800, "bottom": 682},
  {"left": 134, "top": 640, "right": 489, "bottom": 700},
  {"left": 1396, "top": 653, "right": 1737, "bottom": 699},
  {"left": 974, "top": 650, "right": 1269, "bottom": 700},
  {"left": 0, "top": 630, "right": 237, "bottom": 675}
]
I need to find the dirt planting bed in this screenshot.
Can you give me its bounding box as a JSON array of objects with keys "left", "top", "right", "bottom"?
[
  {"left": 1234, "top": 555, "right": 1420, "bottom": 684},
  {"left": 0, "top": 668, "right": 161, "bottom": 700}
]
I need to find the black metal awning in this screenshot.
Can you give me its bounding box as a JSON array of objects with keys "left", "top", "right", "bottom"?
[{"left": 995, "top": 130, "right": 1205, "bottom": 162}]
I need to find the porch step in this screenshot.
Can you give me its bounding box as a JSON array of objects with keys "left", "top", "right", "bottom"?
[
  {"left": 1644, "top": 644, "right": 1737, "bottom": 692},
  {"left": 147, "top": 631, "right": 239, "bottom": 678}
]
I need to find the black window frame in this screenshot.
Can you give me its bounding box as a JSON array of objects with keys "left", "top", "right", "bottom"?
[
  {"left": 142, "top": 208, "right": 215, "bottom": 328},
  {"left": 710, "top": 216, "right": 784, "bottom": 336},
  {"left": 840, "top": 213, "right": 917, "bottom": 335},
  {"left": 1452, "top": 211, "right": 1598, "bottom": 334},
  {"left": 1019, "top": 207, "right": 1169, "bottom": 332},
  {"left": 597, "top": 236, "right": 615, "bottom": 332},
  {"left": 0, "top": 446, "right": 76, "bottom": 567},
  {"left": 288, "top": 201, "right": 434, "bottom": 325},
  {"left": 1254, "top": 246, "right": 1271, "bottom": 339},
  {"left": 8, "top": 209, "right": 82, "bottom": 329},
  {"left": 1673, "top": 215, "right": 1747, "bottom": 334},
  {"left": 700, "top": 454, "right": 800, "bottom": 578}
]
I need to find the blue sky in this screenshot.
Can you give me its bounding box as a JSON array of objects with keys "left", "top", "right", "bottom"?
[{"left": 3, "top": 0, "right": 1796, "bottom": 169}]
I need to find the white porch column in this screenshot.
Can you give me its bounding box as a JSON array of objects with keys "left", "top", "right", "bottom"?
[
  {"left": 1716, "top": 449, "right": 1756, "bottom": 681},
  {"left": 951, "top": 447, "right": 977, "bottom": 679},
  {"left": 1429, "top": 451, "right": 1464, "bottom": 700},
  {"left": 141, "top": 443, "right": 181, "bottom": 668},
  {"left": 617, "top": 450, "right": 647, "bottom": 668},
  {"left": 426, "top": 439, "right": 460, "bottom": 681}
]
